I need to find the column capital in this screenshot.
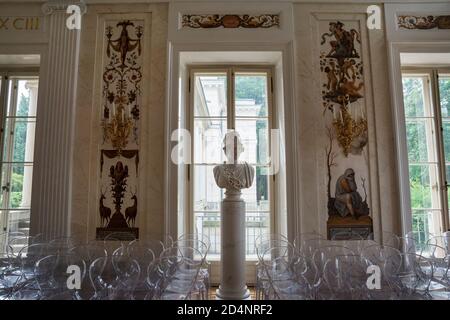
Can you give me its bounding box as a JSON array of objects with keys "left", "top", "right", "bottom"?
[{"left": 42, "top": 0, "right": 87, "bottom": 15}]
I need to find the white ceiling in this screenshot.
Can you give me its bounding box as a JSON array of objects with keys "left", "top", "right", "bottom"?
[
  {"left": 400, "top": 53, "right": 450, "bottom": 66},
  {"left": 0, "top": 54, "right": 40, "bottom": 66}
]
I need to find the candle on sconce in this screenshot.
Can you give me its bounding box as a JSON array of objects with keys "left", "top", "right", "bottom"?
[{"left": 340, "top": 109, "right": 343, "bottom": 122}]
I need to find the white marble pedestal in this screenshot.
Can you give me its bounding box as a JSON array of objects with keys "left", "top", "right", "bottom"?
[{"left": 215, "top": 189, "right": 251, "bottom": 300}]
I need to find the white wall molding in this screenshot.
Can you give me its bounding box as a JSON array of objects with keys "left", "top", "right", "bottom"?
[{"left": 164, "top": 41, "right": 299, "bottom": 242}]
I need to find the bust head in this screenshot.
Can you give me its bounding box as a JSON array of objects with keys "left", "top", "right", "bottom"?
[{"left": 222, "top": 131, "right": 244, "bottom": 163}]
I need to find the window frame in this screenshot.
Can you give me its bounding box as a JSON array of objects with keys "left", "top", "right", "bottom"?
[
  {"left": 402, "top": 67, "right": 450, "bottom": 234},
  {"left": 0, "top": 72, "right": 39, "bottom": 244},
  {"left": 186, "top": 65, "right": 276, "bottom": 263}
]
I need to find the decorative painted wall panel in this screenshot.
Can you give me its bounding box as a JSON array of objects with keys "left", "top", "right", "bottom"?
[
  {"left": 318, "top": 19, "right": 373, "bottom": 239},
  {"left": 97, "top": 19, "right": 144, "bottom": 239},
  {"left": 181, "top": 14, "right": 279, "bottom": 29},
  {"left": 397, "top": 15, "right": 450, "bottom": 30}
]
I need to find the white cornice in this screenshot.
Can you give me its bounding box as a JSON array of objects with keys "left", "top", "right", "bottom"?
[{"left": 41, "top": 0, "right": 87, "bottom": 14}]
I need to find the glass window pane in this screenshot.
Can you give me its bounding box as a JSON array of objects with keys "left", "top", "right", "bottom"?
[
  {"left": 2, "top": 119, "right": 10, "bottom": 161},
  {"left": 15, "top": 80, "right": 37, "bottom": 117},
  {"left": 439, "top": 75, "right": 450, "bottom": 117},
  {"left": 408, "top": 164, "right": 441, "bottom": 209},
  {"left": 194, "top": 211, "right": 270, "bottom": 259},
  {"left": 411, "top": 209, "right": 441, "bottom": 253},
  {"left": 442, "top": 120, "right": 450, "bottom": 161},
  {"left": 440, "top": 75, "right": 450, "bottom": 223},
  {"left": 193, "top": 119, "right": 227, "bottom": 164},
  {"left": 242, "top": 165, "right": 270, "bottom": 211},
  {"left": 406, "top": 119, "right": 435, "bottom": 162},
  {"left": 235, "top": 119, "right": 269, "bottom": 165},
  {"left": 235, "top": 73, "right": 268, "bottom": 117},
  {"left": 11, "top": 119, "right": 35, "bottom": 163},
  {"left": 195, "top": 212, "right": 220, "bottom": 255},
  {"left": 5, "top": 80, "right": 12, "bottom": 117},
  {"left": 402, "top": 77, "right": 428, "bottom": 117},
  {"left": 193, "top": 164, "right": 223, "bottom": 212},
  {"left": 1, "top": 164, "right": 33, "bottom": 210},
  {"left": 245, "top": 212, "right": 269, "bottom": 257},
  {"left": 194, "top": 74, "right": 227, "bottom": 117}
]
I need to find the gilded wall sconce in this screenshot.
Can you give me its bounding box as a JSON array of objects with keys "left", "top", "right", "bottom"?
[
  {"left": 332, "top": 104, "right": 368, "bottom": 157},
  {"left": 102, "top": 102, "right": 134, "bottom": 152}
]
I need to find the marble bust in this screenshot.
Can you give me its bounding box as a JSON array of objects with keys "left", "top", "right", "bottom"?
[{"left": 213, "top": 132, "right": 254, "bottom": 191}]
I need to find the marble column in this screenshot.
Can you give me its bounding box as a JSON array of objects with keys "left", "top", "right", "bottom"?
[
  {"left": 215, "top": 188, "right": 251, "bottom": 300},
  {"left": 30, "top": 1, "right": 85, "bottom": 239},
  {"left": 213, "top": 132, "right": 254, "bottom": 300}
]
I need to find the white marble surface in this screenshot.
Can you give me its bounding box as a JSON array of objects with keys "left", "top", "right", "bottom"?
[{"left": 71, "top": 4, "right": 168, "bottom": 241}]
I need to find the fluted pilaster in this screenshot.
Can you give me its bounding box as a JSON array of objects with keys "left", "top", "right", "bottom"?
[{"left": 30, "top": 1, "right": 84, "bottom": 239}]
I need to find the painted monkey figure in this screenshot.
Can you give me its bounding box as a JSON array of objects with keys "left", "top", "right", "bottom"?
[
  {"left": 321, "top": 21, "right": 360, "bottom": 59},
  {"left": 339, "top": 77, "right": 364, "bottom": 98},
  {"left": 340, "top": 59, "right": 357, "bottom": 80}
]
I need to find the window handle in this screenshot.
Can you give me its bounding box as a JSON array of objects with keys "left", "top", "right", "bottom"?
[{"left": 2, "top": 182, "right": 10, "bottom": 192}]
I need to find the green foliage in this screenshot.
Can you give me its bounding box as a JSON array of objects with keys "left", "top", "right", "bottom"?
[
  {"left": 10, "top": 172, "right": 23, "bottom": 208},
  {"left": 1, "top": 93, "right": 29, "bottom": 209},
  {"left": 402, "top": 77, "right": 425, "bottom": 117},
  {"left": 235, "top": 76, "right": 266, "bottom": 106},
  {"left": 439, "top": 77, "right": 450, "bottom": 117},
  {"left": 403, "top": 76, "right": 450, "bottom": 239}
]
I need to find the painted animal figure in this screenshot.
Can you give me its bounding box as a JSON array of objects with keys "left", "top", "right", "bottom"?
[
  {"left": 125, "top": 192, "right": 137, "bottom": 228},
  {"left": 99, "top": 191, "right": 112, "bottom": 227}
]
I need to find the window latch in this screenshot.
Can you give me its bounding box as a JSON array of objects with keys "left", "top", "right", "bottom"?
[{"left": 2, "top": 183, "right": 10, "bottom": 192}]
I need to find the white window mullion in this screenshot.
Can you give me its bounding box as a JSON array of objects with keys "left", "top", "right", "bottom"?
[{"left": 432, "top": 69, "right": 450, "bottom": 232}]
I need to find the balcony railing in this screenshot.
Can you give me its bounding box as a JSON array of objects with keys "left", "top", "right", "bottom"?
[{"left": 194, "top": 212, "right": 269, "bottom": 257}]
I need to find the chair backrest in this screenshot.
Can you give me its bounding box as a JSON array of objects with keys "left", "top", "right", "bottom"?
[
  {"left": 256, "top": 238, "right": 292, "bottom": 261},
  {"left": 103, "top": 232, "right": 137, "bottom": 251},
  {"left": 361, "top": 244, "right": 402, "bottom": 267},
  {"left": 312, "top": 245, "right": 355, "bottom": 275},
  {"left": 69, "top": 244, "right": 107, "bottom": 266},
  {"left": 384, "top": 252, "right": 433, "bottom": 295},
  {"left": 173, "top": 239, "right": 208, "bottom": 260},
  {"left": 89, "top": 257, "right": 108, "bottom": 295},
  {"left": 17, "top": 243, "right": 50, "bottom": 280},
  {"left": 48, "top": 237, "right": 81, "bottom": 255},
  {"left": 427, "top": 236, "right": 450, "bottom": 253},
  {"left": 126, "top": 243, "right": 155, "bottom": 278},
  {"left": 35, "top": 253, "right": 87, "bottom": 293},
  {"left": 129, "top": 239, "right": 164, "bottom": 258},
  {"left": 381, "top": 231, "right": 401, "bottom": 249},
  {"left": 178, "top": 233, "right": 211, "bottom": 249},
  {"left": 420, "top": 243, "right": 447, "bottom": 259},
  {"left": 293, "top": 232, "right": 322, "bottom": 251},
  {"left": 300, "top": 238, "right": 330, "bottom": 258},
  {"left": 323, "top": 255, "right": 367, "bottom": 294},
  {"left": 398, "top": 236, "right": 419, "bottom": 254}
]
